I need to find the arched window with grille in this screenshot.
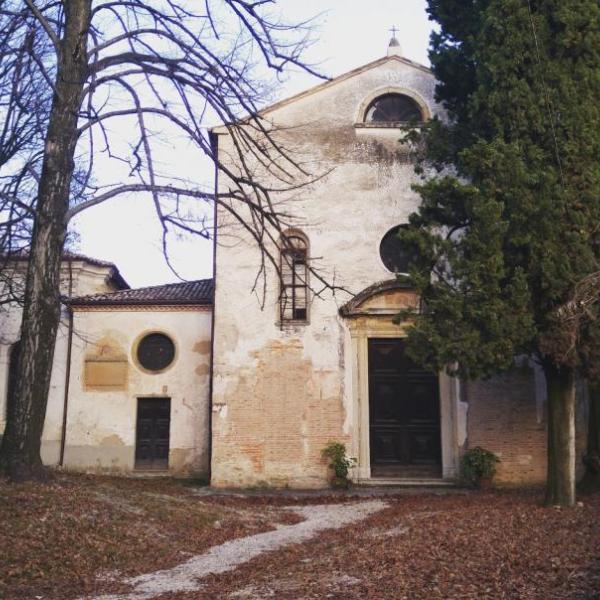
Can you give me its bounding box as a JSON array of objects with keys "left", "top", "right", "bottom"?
[{"left": 280, "top": 232, "right": 309, "bottom": 322}]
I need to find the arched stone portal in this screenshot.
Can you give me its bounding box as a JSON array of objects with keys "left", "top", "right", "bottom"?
[{"left": 340, "top": 280, "right": 463, "bottom": 482}]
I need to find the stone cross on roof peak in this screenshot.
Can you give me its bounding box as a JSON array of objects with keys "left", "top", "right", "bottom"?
[{"left": 388, "top": 26, "right": 402, "bottom": 57}]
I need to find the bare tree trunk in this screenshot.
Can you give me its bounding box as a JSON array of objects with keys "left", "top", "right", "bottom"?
[
  {"left": 581, "top": 384, "right": 600, "bottom": 492},
  {"left": 544, "top": 362, "right": 576, "bottom": 506},
  {"left": 0, "top": 1, "right": 91, "bottom": 481}
]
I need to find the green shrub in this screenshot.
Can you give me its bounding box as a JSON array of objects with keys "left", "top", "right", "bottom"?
[
  {"left": 461, "top": 446, "right": 500, "bottom": 486},
  {"left": 321, "top": 442, "right": 356, "bottom": 487}
]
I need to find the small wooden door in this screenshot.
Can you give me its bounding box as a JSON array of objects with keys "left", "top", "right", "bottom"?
[
  {"left": 369, "top": 339, "right": 441, "bottom": 477},
  {"left": 135, "top": 398, "right": 171, "bottom": 470}
]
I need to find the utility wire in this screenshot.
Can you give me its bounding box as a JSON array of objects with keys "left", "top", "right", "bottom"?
[{"left": 526, "top": 0, "right": 566, "bottom": 189}]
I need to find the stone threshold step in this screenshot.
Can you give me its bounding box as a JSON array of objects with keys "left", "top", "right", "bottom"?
[
  {"left": 130, "top": 470, "right": 171, "bottom": 478},
  {"left": 358, "top": 478, "right": 457, "bottom": 487}
]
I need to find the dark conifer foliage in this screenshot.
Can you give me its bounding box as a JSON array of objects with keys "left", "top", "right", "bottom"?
[{"left": 400, "top": 0, "right": 600, "bottom": 505}]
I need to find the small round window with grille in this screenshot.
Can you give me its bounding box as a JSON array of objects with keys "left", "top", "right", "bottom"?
[{"left": 136, "top": 333, "right": 175, "bottom": 372}]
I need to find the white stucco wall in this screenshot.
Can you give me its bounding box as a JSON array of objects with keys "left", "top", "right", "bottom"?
[
  {"left": 0, "top": 259, "right": 124, "bottom": 464},
  {"left": 63, "top": 307, "right": 211, "bottom": 476},
  {"left": 211, "top": 55, "right": 449, "bottom": 487}
]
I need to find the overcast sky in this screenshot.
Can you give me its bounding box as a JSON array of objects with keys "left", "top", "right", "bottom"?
[{"left": 73, "top": 0, "right": 433, "bottom": 288}]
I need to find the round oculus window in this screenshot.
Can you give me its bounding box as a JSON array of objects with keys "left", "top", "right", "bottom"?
[
  {"left": 379, "top": 225, "right": 419, "bottom": 274},
  {"left": 136, "top": 333, "right": 175, "bottom": 372}
]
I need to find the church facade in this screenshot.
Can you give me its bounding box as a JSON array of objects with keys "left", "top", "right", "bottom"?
[
  {"left": 0, "top": 42, "right": 588, "bottom": 487},
  {"left": 209, "top": 41, "right": 588, "bottom": 488}
]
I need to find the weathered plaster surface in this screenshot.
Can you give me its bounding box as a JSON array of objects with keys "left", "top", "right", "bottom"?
[
  {"left": 212, "top": 56, "right": 446, "bottom": 487},
  {"left": 64, "top": 308, "right": 211, "bottom": 476},
  {"left": 1, "top": 259, "right": 211, "bottom": 477}
]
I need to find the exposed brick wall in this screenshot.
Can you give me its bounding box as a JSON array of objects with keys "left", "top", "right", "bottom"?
[
  {"left": 466, "top": 365, "right": 546, "bottom": 484},
  {"left": 465, "top": 365, "right": 588, "bottom": 485},
  {"left": 211, "top": 338, "right": 349, "bottom": 488}
]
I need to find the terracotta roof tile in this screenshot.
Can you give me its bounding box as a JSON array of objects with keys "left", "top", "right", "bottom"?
[{"left": 68, "top": 278, "right": 213, "bottom": 306}]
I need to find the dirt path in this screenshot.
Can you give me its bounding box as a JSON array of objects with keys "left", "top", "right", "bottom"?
[{"left": 87, "top": 500, "right": 387, "bottom": 600}]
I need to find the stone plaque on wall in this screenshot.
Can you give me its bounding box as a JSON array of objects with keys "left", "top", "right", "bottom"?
[{"left": 84, "top": 360, "right": 128, "bottom": 390}]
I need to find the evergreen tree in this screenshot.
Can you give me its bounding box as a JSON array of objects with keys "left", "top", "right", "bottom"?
[{"left": 400, "top": 0, "right": 600, "bottom": 506}]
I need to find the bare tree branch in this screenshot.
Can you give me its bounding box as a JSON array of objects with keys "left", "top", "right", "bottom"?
[{"left": 22, "top": 0, "right": 61, "bottom": 56}]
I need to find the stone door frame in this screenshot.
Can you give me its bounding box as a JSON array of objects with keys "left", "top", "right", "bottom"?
[{"left": 347, "top": 317, "right": 461, "bottom": 481}]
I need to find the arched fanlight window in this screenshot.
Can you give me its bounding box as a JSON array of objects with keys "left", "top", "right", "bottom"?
[
  {"left": 280, "top": 232, "right": 308, "bottom": 322},
  {"left": 365, "top": 93, "right": 423, "bottom": 123}
]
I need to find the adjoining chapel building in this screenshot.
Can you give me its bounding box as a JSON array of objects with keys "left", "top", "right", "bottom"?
[{"left": 0, "top": 39, "right": 588, "bottom": 487}]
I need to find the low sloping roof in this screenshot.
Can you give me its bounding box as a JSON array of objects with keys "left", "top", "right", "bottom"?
[{"left": 69, "top": 278, "right": 213, "bottom": 307}]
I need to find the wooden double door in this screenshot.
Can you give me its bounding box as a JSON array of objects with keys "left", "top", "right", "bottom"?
[
  {"left": 369, "top": 339, "right": 441, "bottom": 478},
  {"left": 135, "top": 398, "right": 171, "bottom": 470}
]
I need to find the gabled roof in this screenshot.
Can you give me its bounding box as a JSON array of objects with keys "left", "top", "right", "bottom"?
[
  {"left": 62, "top": 252, "right": 129, "bottom": 290},
  {"left": 3, "top": 250, "right": 129, "bottom": 290},
  {"left": 62, "top": 251, "right": 123, "bottom": 269},
  {"left": 211, "top": 54, "right": 432, "bottom": 132},
  {"left": 68, "top": 278, "right": 213, "bottom": 307}
]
